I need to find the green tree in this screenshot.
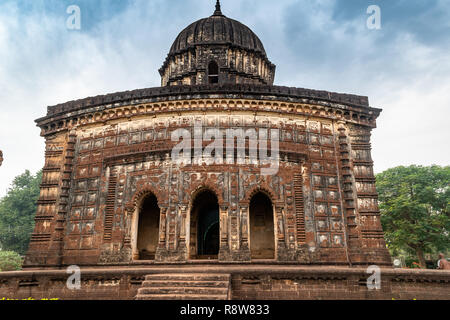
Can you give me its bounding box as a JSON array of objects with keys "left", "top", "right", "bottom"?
[
  {"left": 0, "top": 170, "right": 42, "bottom": 255},
  {"left": 0, "top": 251, "right": 23, "bottom": 271},
  {"left": 376, "top": 165, "right": 450, "bottom": 268}
]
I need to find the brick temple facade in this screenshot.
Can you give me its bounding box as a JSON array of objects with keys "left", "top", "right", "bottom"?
[{"left": 23, "top": 1, "right": 391, "bottom": 269}]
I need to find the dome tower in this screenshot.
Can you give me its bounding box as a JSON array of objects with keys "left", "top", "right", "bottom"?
[{"left": 159, "top": 0, "right": 276, "bottom": 86}]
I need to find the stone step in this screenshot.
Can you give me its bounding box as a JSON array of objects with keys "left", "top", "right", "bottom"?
[
  {"left": 144, "top": 273, "right": 230, "bottom": 282},
  {"left": 135, "top": 294, "right": 228, "bottom": 301},
  {"left": 141, "top": 280, "right": 229, "bottom": 288},
  {"left": 138, "top": 286, "right": 228, "bottom": 295},
  {"left": 135, "top": 273, "right": 231, "bottom": 300}
]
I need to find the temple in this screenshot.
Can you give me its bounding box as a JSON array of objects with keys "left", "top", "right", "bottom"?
[
  {"left": 2, "top": 1, "right": 446, "bottom": 301},
  {"left": 25, "top": 1, "right": 391, "bottom": 268}
]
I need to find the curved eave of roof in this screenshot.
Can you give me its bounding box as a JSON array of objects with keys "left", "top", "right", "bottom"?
[{"left": 37, "top": 84, "right": 380, "bottom": 125}]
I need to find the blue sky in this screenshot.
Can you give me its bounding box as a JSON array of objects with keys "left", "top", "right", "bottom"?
[{"left": 0, "top": 0, "right": 449, "bottom": 196}]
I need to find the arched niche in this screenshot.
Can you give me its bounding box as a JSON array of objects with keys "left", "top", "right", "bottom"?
[
  {"left": 131, "top": 193, "right": 160, "bottom": 260},
  {"left": 249, "top": 192, "right": 275, "bottom": 259}
]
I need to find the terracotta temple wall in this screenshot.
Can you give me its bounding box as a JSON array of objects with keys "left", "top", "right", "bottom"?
[
  {"left": 25, "top": 94, "right": 390, "bottom": 268},
  {"left": 0, "top": 266, "right": 448, "bottom": 300}
]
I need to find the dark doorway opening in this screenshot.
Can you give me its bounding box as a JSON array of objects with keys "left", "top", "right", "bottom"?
[
  {"left": 249, "top": 192, "right": 275, "bottom": 259},
  {"left": 137, "top": 194, "right": 160, "bottom": 260},
  {"left": 190, "top": 190, "right": 220, "bottom": 259}
]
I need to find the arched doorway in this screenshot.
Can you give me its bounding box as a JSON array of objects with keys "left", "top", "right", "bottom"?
[
  {"left": 136, "top": 193, "right": 160, "bottom": 260},
  {"left": 249, "top": 192, "right": 275, "bottom": 259},
  {"left": 190, "top": 190, "right": 220, "bottom": 259}
]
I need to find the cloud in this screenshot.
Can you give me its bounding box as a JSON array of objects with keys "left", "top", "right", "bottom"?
[
  {"left": 0, "top": 0, "right": 449, "bottom": 197},
  {"left": 332, "top": 0, "right": 450, "bottom": 46},
  {"left": 274, "top": 0, "right": 450, "bottom": 173}
]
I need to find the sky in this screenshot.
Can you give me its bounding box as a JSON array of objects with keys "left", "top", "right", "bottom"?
[{"left": 0, "top": 0, "right": 449, "bottom": 197}]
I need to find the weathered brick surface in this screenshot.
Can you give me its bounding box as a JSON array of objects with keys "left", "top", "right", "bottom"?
[
  {"left": 5, "top": 4, "right": 444, "bottom": 302},
  {"left": 0, "top": 266, "right": 448, "bottom": 300},
  {"left": 25, "top": 93, "right": 389, "bottom": 268},
  {"left": 25, "top": 2, "right": 390, "bottom": 271}
]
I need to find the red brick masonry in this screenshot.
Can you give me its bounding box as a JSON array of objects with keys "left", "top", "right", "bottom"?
[{"left": 0, "top": 264, "right": 448, "bottom": 300}]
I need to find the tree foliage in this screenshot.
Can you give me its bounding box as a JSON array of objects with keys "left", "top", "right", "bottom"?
[
  {"left": 376, "top": 165, "right": 450, "bottom": 268},
  {"left": 0, "top": 170, "right": 42, "bottom": 255},
  {"left": 0, "top": 251, "right": 23, "bottom": 272}
]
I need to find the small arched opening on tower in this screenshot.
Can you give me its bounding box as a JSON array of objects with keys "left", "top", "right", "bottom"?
[
  {"left": 159, "top": 0, "right": 276, "bottom": 86},
  {"left": 208, "top": 61, "right": 219, "bottom": 84}
]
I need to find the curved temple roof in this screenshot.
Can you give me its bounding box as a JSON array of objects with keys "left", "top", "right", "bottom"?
[{"left": 169, "top": 10, "right": 267, "bottom": 57}]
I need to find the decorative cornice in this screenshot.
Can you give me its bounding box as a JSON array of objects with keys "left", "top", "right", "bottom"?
[
  {"left": 42, "top": 84, "right": 373, "bottom": 119},
  {"left": 35, "top": 85, "right": 382, "bottom": 138}
]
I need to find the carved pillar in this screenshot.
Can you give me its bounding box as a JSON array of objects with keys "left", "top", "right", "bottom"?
[
  {"left": 230, "top": 208, "right": 240, "bottom": 253},
  {"left": 155, "top": 207, "right": 168, "bottom": 261},
  {"left": 156, "top": 205, "right": 185, "bottom": 262},
  {"left": 168, "top": 206, "right": 177, "bottom": 251},
  {"left": 275, "top": 204, "right": 287, "bottom": 260},
  {"left": 218, "top": 205, "right": 231, "bottom": 261},
  {"left": 238, "top": 204, "right": 251, "bottom": 261},
  {"left": 178, "top": 204, "right": 188, "bottom": 260},
  {"left": 240, "top": 205, "right": 249, "bottom": 250},
  {"left": 123, "top": 207, "right": 133, "bottom": 252}
]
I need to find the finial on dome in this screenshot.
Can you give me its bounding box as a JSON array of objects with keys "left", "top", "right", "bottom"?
[{"left": 213, "top": 0, "right": 223, "bottom": 16}]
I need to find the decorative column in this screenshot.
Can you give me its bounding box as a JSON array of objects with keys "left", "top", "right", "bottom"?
[
  {"left": 158, "top": 205, "right": 185, "bottom": 262},
  {"left": 123, "top": 206, "right": 134, "bottom": 260},
  {"left": 275, "top": 203, "right": 287, "bottom": 261},
  {"left": 168, "top": 206, "right": 177, "bottom": 251},
  {"left": 178, "top": 204, "right": 188, "bottom": 261},
  {"left": 229, "top": 207, "right": 240, "bottom": 257},
  {"left": 238, "top": 204, "right": 251, "bottom": 261},
  {"left": 218, "top": 205, "right": 232, "bottom": 261},
  {"left": 155, "top": 207, "right": 168, "bottom": 261}
]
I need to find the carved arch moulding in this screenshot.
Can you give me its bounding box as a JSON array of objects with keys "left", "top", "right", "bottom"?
[{"left": 125, "top": 181, "right": 167, "bottom": 214}]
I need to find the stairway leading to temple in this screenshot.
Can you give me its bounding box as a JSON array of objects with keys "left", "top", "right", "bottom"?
[{"left": 135, "top": 273, "right": 231, "bottom": 300}]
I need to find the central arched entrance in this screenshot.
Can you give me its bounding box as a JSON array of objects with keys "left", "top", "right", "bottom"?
[
  {"left": 249, "top": 192, "right": 275, "bottom": 259},
  {"left": 189, "top": 189, "right": 220, "bottom": 259},
  {"left": 136, "top": 193, "right": 160, "bottom": 260}
]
